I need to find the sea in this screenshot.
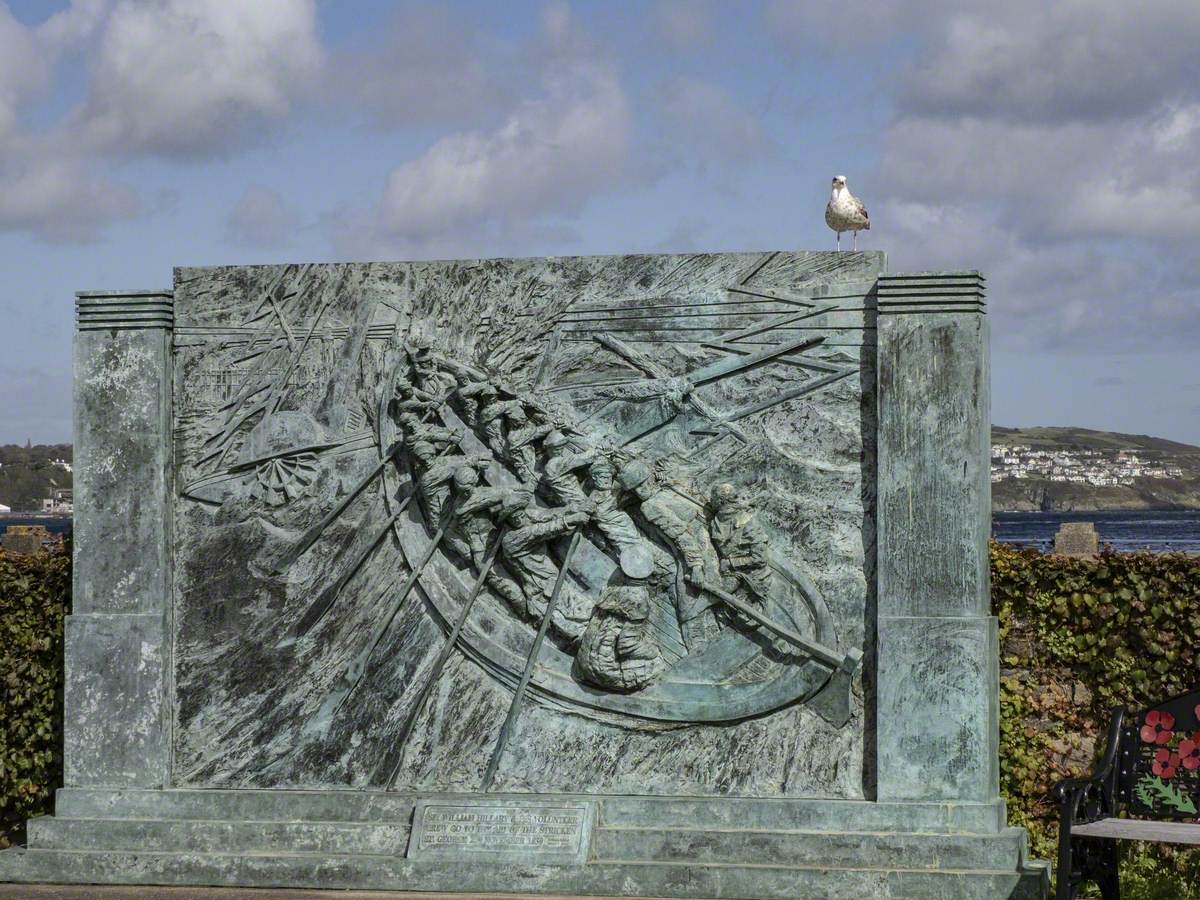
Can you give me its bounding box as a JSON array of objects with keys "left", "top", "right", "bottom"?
[{"left": 992, "top": 509, "right": 1200, "bottom": 554}]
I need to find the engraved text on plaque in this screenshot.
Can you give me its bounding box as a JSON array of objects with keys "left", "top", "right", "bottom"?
[{"left": 407, "top": 799, "right": 595, "bottom": 864}]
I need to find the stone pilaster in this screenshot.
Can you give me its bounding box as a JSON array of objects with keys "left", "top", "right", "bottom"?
[
  {"left": 873, "top": 273, "right": 998, "bottom": 803},
  {"left": 66, "top": 291, "right": 173, "bottom": 787}
]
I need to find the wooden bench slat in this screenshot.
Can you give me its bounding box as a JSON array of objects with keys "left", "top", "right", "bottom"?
[{"left": 1072, "top": 818, "right": 1200, "bottom": 844}]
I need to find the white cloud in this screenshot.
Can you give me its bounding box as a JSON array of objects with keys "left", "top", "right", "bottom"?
[
  {"left": 0, "top": 2, "right": 137, "bottom": 242},
  {"left": 883, "top": 112, "right": 1200, "bottom": 241},
  {"left": 0, "top": 0, "right": 322, "bottom": 242},
  {"left": 226, "top": 185, "right": 297, "bottom": 249},
  {"left": 323, "top": 4, "right": 506, "bottom": 130},
  {"left": 0, "top": 152, "right": 139, "bottom": 243},
  {"left": 0, "top": 0, "right": 109, "bottom": 137},
  {"left": 373, "top": 59, "right": 632, "bottom": 244},
  {"left": 898, "top": 1, "right": 1200, "bottom": 124},
  {"left": 655, "top": 76, "right": 772, "bottom": 166},
  {"left": 36, "top": 0, "right": 112, "bottom": 53},
  {"left": 76, "top": 0, "right": 322, "bottom": 157},
  {"left": 0, "top": 5, "right": 53, "bottom": 139}
]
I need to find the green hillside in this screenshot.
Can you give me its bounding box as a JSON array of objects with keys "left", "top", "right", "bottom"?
[
  {"left": 992, "top": 425, "right": 1200, "bottom": 456},
  {"left": 0, "top": 445, "right": 73, "bottom": 512},
  {"left": 992, "top": 426, "right": 1200, "bottom": 511}
]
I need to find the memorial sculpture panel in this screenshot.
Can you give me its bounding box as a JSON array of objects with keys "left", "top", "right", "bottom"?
[
  {"left": 171, "top": 252, "right": 870, "bottom": 797},
  {"left": 0, "top": 251, "right": 1050, "bottom": 898}
]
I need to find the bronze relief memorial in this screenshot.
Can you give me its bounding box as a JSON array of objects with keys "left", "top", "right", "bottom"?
[
  {"left": 170, "top": 253, "right": 870, "bottom": 798},
  {"left": 0, "top": 251, "right": 1049, "bottom": 898}
]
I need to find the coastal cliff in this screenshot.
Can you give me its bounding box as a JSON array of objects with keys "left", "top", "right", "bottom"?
[{"left": 992, "top": 476, "right": 1200, "bottom": 512}]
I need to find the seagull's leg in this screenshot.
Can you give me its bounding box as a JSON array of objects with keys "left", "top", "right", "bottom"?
[
  {"left": 836, "top": 231, "right": 841, "bottom": 252},
  {"left": 853, "top": 231, "right": 858, "bottom": 251}
]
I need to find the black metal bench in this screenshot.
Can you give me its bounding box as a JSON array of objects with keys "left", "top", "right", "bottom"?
[{"left": 1053, "top": 690, "right": 1200, "bottom": 899}]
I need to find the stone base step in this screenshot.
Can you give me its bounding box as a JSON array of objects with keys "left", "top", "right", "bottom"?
[
  {"left": 27, "top": 816, "right": 1027, "bottom": 872},
  {"left": 0, "top": 847, "right": 1047, "bottom": 900},
  {"left": 53, "top": 788, "right": 1009, "bottom": 835},
  {"left": 0, "top": 887, "right": 686, "bottom": 900},
  {"left": 594, "top": 825, "right": 1029, "bottom": 871},
  {"left": 26, "top": 818, "right": 411, "bottom": 857}
]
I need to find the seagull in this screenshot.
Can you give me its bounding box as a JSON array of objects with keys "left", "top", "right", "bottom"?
[{"left": 825, "top": 175, "right": 870, "bottom": 251}]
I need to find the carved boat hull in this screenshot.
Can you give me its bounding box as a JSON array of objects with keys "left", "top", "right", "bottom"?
[{"left": 377, "top": 355, "right": 845, "bottom": 727}]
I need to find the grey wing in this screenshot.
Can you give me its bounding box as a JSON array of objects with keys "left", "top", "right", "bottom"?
[{"left": 853, "top": 198, "right": 869, "bottom": 221}]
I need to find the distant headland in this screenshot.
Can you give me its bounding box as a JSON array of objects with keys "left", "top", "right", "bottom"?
[
  {"left": 991, "top": 426, "right": 1200, "bottom": 512},
  {"left": 0, "top": 443, "right": 73, "bottom": 514}
]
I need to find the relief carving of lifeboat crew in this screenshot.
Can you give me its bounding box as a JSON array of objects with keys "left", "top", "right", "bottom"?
[
  {"left": 586, "top": 454, "right": 641, "bottom": 554},
  {"left": 493, "top": 489, "right": 594, "bottom": 642},
  {"left": 616, "top": 460, "right": 709, "bottom": 583},
  {"left": 476, "top": 389, "right": 510, "bottom": 460},
  {"left": 587, "top": 452, "right": 674, "bottom": 580},
  {"left": 389, "top": 380, "right": 440, "bottom": 422},
  {"left": 574, "top": 545, "right": 665, "bottom": 692},
  {"left": 408, "top": 343, "right": 457, "bottom": 400},
  {"left": 443, "top": 464, "right": 505, "bottom": 568},
  {"left": 396, "top": 410, "right": 467, "bottom": 527},
  {"left": 501, "top": 403, "right": 554, "bottom": 486},
  {"left": 540, "top": 430, "right": 596, "bottom": 508},
  {"left": 455, "top": 378, "right": 497, "bottom": 431},
  {"left": 615, "top": 460, "right": 724, "bottom": 648},
  {"left": 708, "top": 482, "right": 773, "bottom": 629}
]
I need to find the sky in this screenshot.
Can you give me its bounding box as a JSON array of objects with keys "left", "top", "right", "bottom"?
[{"left": 0, "top": 0, "right": 1197, "bottom": 445}]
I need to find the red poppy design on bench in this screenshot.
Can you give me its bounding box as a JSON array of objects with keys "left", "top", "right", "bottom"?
[
  {"left": 1152, "top": 748, "right": 1181, "bottom": 779},
  {"left": 1141, "top": 709, "right": 1175, "bottom": 745},
  {"left": 1178, "top": 733, "right": 1200, "bottom": 771}
]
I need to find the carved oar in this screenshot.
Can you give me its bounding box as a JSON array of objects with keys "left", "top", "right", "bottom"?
[
  {"left": 272, "top": 394, "right": 456, "bottom": 576},
  {"left": 282, "top": 487, "right": 416, "bottom": 644},
  {"left": 719, "top": 368, "right": 855, "bottom": 426},
  {"left": 301, "top": 501, "right": 460, "bottom": 738},
  {"left": 385, "top": 527, "right": 506, "bottom": 788},
  {"left": 481, "top": 529, "right": 583, "bottom": 792},
  {"left": 684, "top": 334, "right": 826, "bottom": 388},
  {"left": 272, "top": 440, "right": 405, "bottom": 575},
  {"left": 690, "top": 579, "right": 849, "bottom": 670},
  {"left": 691, "top": 578, "right": 861, "bottom": 727},
  {"left": 618, "top": 335, "right": 826, "bottom": 446}
]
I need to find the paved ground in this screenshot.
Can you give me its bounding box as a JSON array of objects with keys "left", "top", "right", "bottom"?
[{"left": 0, "top": 888, "right": 676, "bottom": 900}]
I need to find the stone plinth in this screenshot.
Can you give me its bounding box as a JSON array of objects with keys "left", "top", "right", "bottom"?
[
  {"left": 0, "top": 252, "right": 1047, "bottom": 899},
  {"left": 1054, "top": 522, "right": 1099, "bottom": 557},
  {"left": 1, "top": 525, "right": 53, "bottom": 555}
]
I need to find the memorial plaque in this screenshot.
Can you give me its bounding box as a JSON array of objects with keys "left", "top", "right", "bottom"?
[{"left": 407, "top": 799, "right": 595, "bottom": 863}]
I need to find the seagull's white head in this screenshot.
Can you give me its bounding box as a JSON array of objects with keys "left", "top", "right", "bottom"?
[{"left": 832, "top": 175, "right": 847, "bottom": 189}]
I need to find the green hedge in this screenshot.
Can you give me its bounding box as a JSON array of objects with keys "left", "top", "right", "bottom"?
[
  {"left": 0, "top": 545, "right": 69, "bottom": 849},
  {"left": 994, "top": 540, "right": 1200, "bottom": 898}
]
